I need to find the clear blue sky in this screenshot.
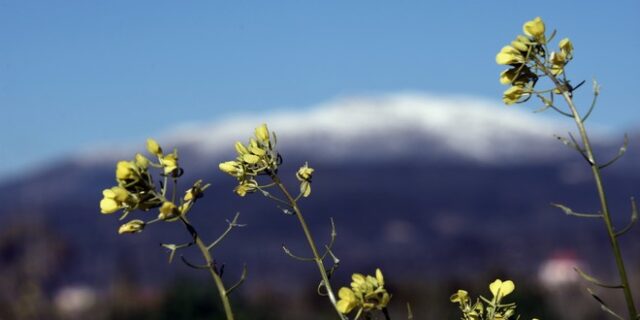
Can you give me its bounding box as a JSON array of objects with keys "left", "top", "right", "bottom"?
[{"left": 1, "top": 1, "right": 639, "bottom": 179}]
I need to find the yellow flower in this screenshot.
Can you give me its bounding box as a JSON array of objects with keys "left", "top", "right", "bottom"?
[
  {"left": 549, "top": 51, "right": 567, "bottom": 75},
  {"left": 296, "top": 162, "right": 314, "bottom": 181},
  {"left": 489, "top": 279, "right": 515, "bottom": 302},
  {"left": 510, "top": 35, "right": 531, "bottom": 52},
  {"left": 523, "top": 17, "right": 545, "bottom": 41},
  {"left": 254, "top": 123, "right": 270, "bottom": 143},
  {"left": 146, "top": 138, "right": 163, "bottom": 156},
  {"left": 100, "top": 186, "right": 131, "bottom": 214},
  {"left": 234, "top": 141, "right": 249, "bottom": 155},
  {"left": 242, "top": 153, "right": 261, "bottom": 164},
  {"left": 499, "top": 66, "right": 535, "bottom": 86},
  {"left": 135, "top": 153, "right": 149, "bottom": 169},
  {"left": 160, "top": 153, "right": 179, "bottom": 175},
  {"left": 450, "top": 289, "right": 469, "bottom": 303},
  {"left": 115, "top": 160, "right": 137, "bottom": 181},
  {"left": 336, "top": 287, "right": 358, "bottom": 314},
  {"left": 559, "top": 37, "right": 573, "bottom": 58},
  {"left": 502, "top": 85, "right": 526, "bottom": 105},
  {"left": 184, "top": 180, "right": 206, "bottom": 202},
  {"left": 158, "top": 201, "right": 181, "bottom": 221},
  {"left": 339, "top": 268, "right": 391, "bottom": 315},
  {"left": 219, "top": 161, "right": 245, "bottom": 177},
  {"left": 118, "top": 219, "right": 145, "bottom": 234},
  {"left": 495, "top": 46, "right": 525, "bottom": 65},
  {"left": 234, "top": 179, "right": 258, "bottom": 197}
]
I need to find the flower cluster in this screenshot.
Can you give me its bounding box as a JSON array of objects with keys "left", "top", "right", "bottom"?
[
  {"left": 219, "top": 124, "right": 280, "bottom": 196},
  {"left": 100, "top": 139, "right": 207, "bottom": 233},
  {"left": 496, "top": 17, "right": 574, "bottom": 105},
  {"left": 336, "top": 269, "right": 391, "bottom": 318},
  {"left": 451, "top": 279, "right": 539, "bottom": 320}
]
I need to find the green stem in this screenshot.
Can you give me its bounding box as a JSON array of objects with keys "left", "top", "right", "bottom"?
[
  {"left": 270, "top": 173, "right": 347, "bottom": 320},
  {"left": 152, "top": 185, "right": 235, "bottom": 320},
  {"left": 183, "top": 216, "right": 236, "bottom": 320},
  {"left": 562, "top": 92, "right": 637, "bottom": 319},
  {"left": 539, "top": 60, "right": 638, "bottom": 319}
]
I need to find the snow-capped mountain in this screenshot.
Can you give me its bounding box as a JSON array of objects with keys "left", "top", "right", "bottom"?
[{"left": 0, "top": 93, "right": 637, "bottom": 305}]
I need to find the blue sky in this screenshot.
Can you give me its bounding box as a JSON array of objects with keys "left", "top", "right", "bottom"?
[{"left": 1, "top": 1, "right": 639, "bottom": 179}]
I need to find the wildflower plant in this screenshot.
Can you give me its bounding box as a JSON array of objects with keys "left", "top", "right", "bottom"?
[
  {"left": 219, "top": 124, "right": 393, "bottom": 320},
  {"left": 100, "top": 139, "right": 245, "bottom": 320},
  {"left": 496, "top": 17, "right": 638, "bottom": 319},
  {"left": 451, "top": 279, "right": 539, "bottom": 320}
]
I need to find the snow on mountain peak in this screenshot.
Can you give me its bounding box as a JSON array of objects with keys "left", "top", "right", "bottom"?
[{"left": 164, "top": 93, "right": 568, "bottom": 163}]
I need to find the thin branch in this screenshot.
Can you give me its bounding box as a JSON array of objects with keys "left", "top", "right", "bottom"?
[
  {"left": 575, "top": 267, "right": 624, "bottom": 289},
  {"left": 180, "top": 255, "right": 213, "bottom": 270},
  {"left": 551, "top": 203, "right": 602, "bottom": 219},
  {"left": 599, "top": 134, "right": 629, "bottom": 170},
  {"left": 282, "top": 244, "right": 315, "bottom": 262},
  {"left": 321, "top": 218, "right": 338, "bottom": 260},
  {"left": 161, "top": 242, "right": 194, "bottom": 263},
  {"left": 258, "top": 187, "right": 291, "bottom": 207},
  {"left": 207, "top": 212, "right": 246, "bottom": 250},
  {"left": 616, "top": 197, "right": 638, "bottom": 237},
  {"left": 581, "top": 80, "right": 600, "bottom": 122},
  {"left": 225, "top": 264, "right": 248, "bottom": 296}
]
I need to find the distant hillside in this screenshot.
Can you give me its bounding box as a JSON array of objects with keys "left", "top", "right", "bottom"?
[{"left": 1, "top": 93, "right": 638, "bottom": 299}]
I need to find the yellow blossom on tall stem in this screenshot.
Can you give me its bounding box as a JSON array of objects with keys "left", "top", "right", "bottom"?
[
  {"left": 523, "top": 17, "right": 545, "bottom": 41},
  {"left": 146, "top": 138, "right": 163, "bottom": 156},
  {"left": 495, "top": 45, "right": 525, "bottom": 65},
  {"left": 118, "top": 219, "right": 145, "bottom": 234}
]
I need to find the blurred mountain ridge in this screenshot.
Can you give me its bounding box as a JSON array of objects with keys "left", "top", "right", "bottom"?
[{"left": 1, "top": 93, "right": 638, "bottom": 299}]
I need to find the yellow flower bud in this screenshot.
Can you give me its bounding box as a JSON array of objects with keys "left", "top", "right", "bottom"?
[
  {"left": 118, "top": 219, "right": 145, "bottom": 234},
  {"left": 250, "top": 146, "right": 266, "bottom": 156},
  {"left": 135, "top": 153, "right": 149, "bottom": 169},
  {"left": 523, "top": 17, "right": 545, "bottom": 40},
  {"left": 375, "top": 268, "right": 384, "bottom": 287},
  {"left": 300, "top": 181, "right": 311, "bottom": 198},
  {"left": 502, "top": 85, "right": 526, "bottom": 105},
  {"left": 146, "top": 138, "right": 163, "bottom": 156},
  {"left": 242, "top": 154, "right": 261, "bottom": 164},
  {"left": 559, "top": 37, "right": 573, "bottom": 58},
  {"left": 549, "top": 51, "right": 567, "bottom": 75},
  {"left": 184, "top": 180, "right": 206, "bottom": 202},
  {"left": 100, "top": 186, "right": 132, "bottom": 214},
  {"left": 100, "top": 198, "right": 119, "bottom": 214},
  {"left": 495, "top": 46, "right": 525, "bottom": 65},
  {"left": 255, "top": 123, "right": 270, "bottom": 143},
  {"left": 115, "top": 160, "right": 136, "bottom": 181},
  {"left": 450, "top": 290, "right": 469, "bottom": 303},
  {"left": 234, "top": 180, "right": 258, "bottom": 197},
  {"left": 160, "top": 153, "right": 179, "bottom": 175},
  {"left": 158, "top": 201, "right": 181, "bottom": 221},
  {"left": 219, "top": 161, "right": 241, "bottom": 175},
  {"left": 234, "top": 141, "right": 249, "bottom": 155},
  {"left": 510, "top": 36, "right": 530, "bottom": 52}
]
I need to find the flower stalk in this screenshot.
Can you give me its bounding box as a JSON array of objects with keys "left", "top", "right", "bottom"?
[
  {"left": 495, "top": 17, "right": 638, "bottom": 319},
  {"left": 269, "top": 173, "right": 346, "bottom": 320},
  {"left": 541, "top": 63, "right": 638, "bottom": 318}
]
